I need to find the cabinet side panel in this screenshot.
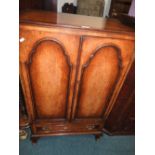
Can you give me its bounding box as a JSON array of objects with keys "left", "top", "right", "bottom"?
[
  {"left": 104, "top": 62, "right": 135, "bottom": 135},
  {"left": 77, "top": 47, "right": 121, "bottom": 118},
  {"left": 29, "top": 40, "right": 70, "bottom": 118}
]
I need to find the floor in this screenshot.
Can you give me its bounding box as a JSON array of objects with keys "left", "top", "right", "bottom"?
[{"left": 19, "top": 130, "right": 135, "bottom": 155}]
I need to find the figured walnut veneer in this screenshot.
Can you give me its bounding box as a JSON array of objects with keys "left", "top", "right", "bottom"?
[{"left": 19, "top": 11, "right": 134, "bottom": 142}]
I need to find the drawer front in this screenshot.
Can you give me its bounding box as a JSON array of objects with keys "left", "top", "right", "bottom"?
[{"left": 35, "top": 122, "right": 103, "bottom": 134}]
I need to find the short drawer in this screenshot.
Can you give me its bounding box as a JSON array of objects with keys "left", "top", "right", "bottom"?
[{"left": 35, "top": 122, "right": 103, "bottom": 134}]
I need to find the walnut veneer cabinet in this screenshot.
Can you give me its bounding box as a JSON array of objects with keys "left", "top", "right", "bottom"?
[{"left": 19, "top": 10, "right": 135, "bottom": 142}]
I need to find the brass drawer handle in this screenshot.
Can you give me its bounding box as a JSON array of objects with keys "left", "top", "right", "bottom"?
[
  {"left": 87, "top": 125, "right": 100, "bottom": 130},
  {"left": 87, "top": 125, "right": 95, "bottom": 130},
  {"left": 63, "top": 127, "right": 68, "bottom": 130},
  {"left": 42, "top": 126, "right": 50, "bottom": 131},
  {"left": 42, "top": 126, "right": 68, "bottom": 131}
]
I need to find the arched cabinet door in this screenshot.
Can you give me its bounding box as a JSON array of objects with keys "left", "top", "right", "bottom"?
[
  {"left": 72, "top": 37, "right": 134, "bottom": 120},
  {"left": 26, "top": 39, "right": 72, "bottom": 119}
]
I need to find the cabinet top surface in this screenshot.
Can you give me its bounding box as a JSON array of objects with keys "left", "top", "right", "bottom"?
[{"left": 20, "top": 10, "right": 134, "bottom": 34}]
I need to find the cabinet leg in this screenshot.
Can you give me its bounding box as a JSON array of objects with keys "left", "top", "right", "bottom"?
[
  {"left": 31, "top": 137, "right": 40, "bottom": 144},
  {"left": 94, "top": 133, "right": 103, "bottom": 141}
]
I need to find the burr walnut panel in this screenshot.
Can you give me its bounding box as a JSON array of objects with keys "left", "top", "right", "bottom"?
[
  {"left": 76, "top": 46, "right": 122, "bottom": 118},
  {"left": 28, "top": 39, "right": 71, "bottom": 119},
  {"left": 71, "top": 36, "right": 134, "bottom": 120}
]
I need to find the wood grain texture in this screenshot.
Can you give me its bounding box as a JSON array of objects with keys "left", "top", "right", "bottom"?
[
  {"left": 76, "top": 46, "right": 122, "bottom": 118},
  {"left": 104, "top": 61, "right": 135, "bottom": 135},
  {"left": 19, "top": 11, "right": 135, "bottom": 141},
  {"left": 28, "top": 39, "right": 71, "bottom": 118},
  {"left": 20, "top": 10, "right": 134, "bottom": 34},
  {"left": 71, "top": 36, "right": 134, "bottom": 120},
  {"left": 19, "top": 78, "right": 29, "bottom": 128},
  {"left": 20, "top": 28, "right": 80, "bottom": 122}
]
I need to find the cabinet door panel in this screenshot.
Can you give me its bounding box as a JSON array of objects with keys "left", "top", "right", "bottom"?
[
  {"left": 77, "top": 46, "right": 121, "bottom": 118},
  {"left": 28, "top": 40, "right": 71, "bottom": 119},
  {"left": 20, "top": 28, "right": 80, "bottom": 122},
  {"left": 72, "top": 36, "right": 134, "bottom": 119},
  {"left": 19, "top": 26, "right": 80, "bottom": 122}
]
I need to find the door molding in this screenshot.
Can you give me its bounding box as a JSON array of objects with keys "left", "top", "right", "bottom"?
[
  {"left": 75, "top": 44, "right": 122, "bottom": 119},
  {"left": 25, "top": 38, "right": 72, "bottom": 120}
]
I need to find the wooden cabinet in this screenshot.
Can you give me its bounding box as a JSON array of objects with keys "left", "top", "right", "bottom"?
[
  {"left": 109, "top": 0, "right": 132, "bottom": 17},
  {"left": 19, "top": 0, "right": 57, "bottom": 12},
  {"left": 19, "top": 11, "right": 134, "bottom": 142},
  {"left": 19, "top": 78, "right": 29, "bottom": 128},
  {"left": 104, "top": 61, "right": 135, "bottom": 135}
]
